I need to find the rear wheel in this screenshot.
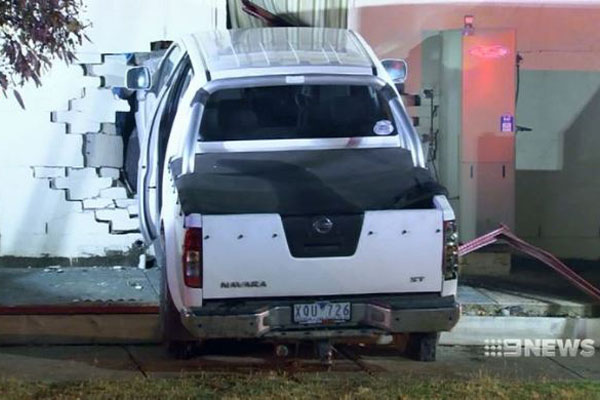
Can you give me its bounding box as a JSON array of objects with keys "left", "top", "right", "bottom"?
[
  {"left": 406, "top": 332, "right": 439, "bottom": 362},
  {"left": 158, "top": 227, "right": 199, "bottom": 359}
]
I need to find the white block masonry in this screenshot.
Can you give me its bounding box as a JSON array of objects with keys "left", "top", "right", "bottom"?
[
  {"left": 99, "top": 168, "right": 120, "bottom": 179},
  {"left": 53, "top": 168, "right": 113, "bottom": 200},
  {"left": 95, "top": 209, "right": 139, "bottom": 233},
  {"left": 99, "top": 187, "right": 129, "bottom": 200},
  {"left": 33, "top": 167, "right": 66, "bottom": 179},
  {"left": 0, "top": 0, "right": 227, "bottom": 259},
  {"left": 85, "top": 134, "right": 124, "bottom": 168},
  {"left": 82, "top": 198, "right": 115, "bottom": 210}
]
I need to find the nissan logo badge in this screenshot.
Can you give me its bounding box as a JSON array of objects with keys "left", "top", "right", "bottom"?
[{"left": 313, "top": 216, "right": 333, "bottom": 234}]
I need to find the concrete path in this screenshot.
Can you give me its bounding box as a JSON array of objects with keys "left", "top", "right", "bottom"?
[
  {"left": 0, "top": 266, "right": 159, "bottom": 306},
  {"left": 0, "top": 266, "right": 598, "bottom": 346},
  {"left": 0, "top": 266, "right": 595, "bottom": 317},
  {"left": 0, "top": 344, "right": 597, "bottom": 382}
]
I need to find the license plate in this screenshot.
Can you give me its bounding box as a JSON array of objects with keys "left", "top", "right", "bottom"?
[{"left": 293, "top": 302, "right": 351, "bottom": 324}]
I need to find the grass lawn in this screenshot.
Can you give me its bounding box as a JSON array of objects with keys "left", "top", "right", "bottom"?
[{"left": 1, "top": 373, "right": 599, "bottom": 400}]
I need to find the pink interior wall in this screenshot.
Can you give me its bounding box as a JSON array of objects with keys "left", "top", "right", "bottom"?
[
  {"left": 354, "top": 4, "right": 600, "bottom": 90},
  {"left": 353, "top": 3, "right": 600, "bottom": 258}
]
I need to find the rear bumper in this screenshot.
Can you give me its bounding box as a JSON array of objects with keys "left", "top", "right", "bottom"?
[{"left": 180, "top": 294, "right": 460, "bottom": 340}]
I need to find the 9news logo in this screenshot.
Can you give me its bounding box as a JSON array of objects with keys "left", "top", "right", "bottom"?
[{"left": 484, "top": 338, "right": 595, "bottom": 357}]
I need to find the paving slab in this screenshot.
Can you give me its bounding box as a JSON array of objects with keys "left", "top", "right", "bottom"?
[
  {"left": 0, "top": 266, "right": 595, "bottom": 318},
  {"left": 127, "top": 343, "right": 598, "bottom": 381},
  {"left": 0, "top": 267, "right": 158, "bottom": 306},
  {"left": 463, "top": 256, "right": 600, "bottom": 306},
  {"left": 462, "top": 286, "right": 598, "bottom": 317},
  {"left": 0, "top": 314, "right": 160, "bottom": 344},
  {"left": 457, "top": 285, "right": 496, "bottom": 305},
  {"left": 550, "top": 355, "right": 600, "bottom": 380},
  {"left": 126, "top": 344, "right": 273, "bottom": 378},
  {"left": 0, "top": 345, "right": 141, "bottom": 381},
  {"left": 359, "top": 345, "right": 592, "bottom": 381},
  {"left": 1, "top": 344, "right": 597, "bottom": 382}
]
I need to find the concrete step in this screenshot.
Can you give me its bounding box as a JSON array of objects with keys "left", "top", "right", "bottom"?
[
  {"left": 0, "top": 313, "right": 159, "bottom": 345},
  {"left": 1, "top": 311, "right": 598, "bottom": 347},
  {"left": 441, "top": 316, "right": 600, "bottom": 347}
]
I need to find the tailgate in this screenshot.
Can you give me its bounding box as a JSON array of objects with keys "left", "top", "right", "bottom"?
[{"left": 202, "top": 210, "right": 443, "bottom": 299}]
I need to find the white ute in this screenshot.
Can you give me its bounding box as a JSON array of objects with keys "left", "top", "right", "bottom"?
[{"left": 126, "top": 27, "right": 460, "bottom": 361}]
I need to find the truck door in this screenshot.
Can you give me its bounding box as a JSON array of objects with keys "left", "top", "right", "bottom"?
[{"left": 138, "top": 46, "right": 185, "bottom": 243}]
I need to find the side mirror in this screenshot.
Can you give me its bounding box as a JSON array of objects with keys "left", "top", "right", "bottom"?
[
  {"left": 125, "top": 66, "right": 151, "bottom": 90},
  {"left": 381, "top": 59, "right": 408, "bottom": 84}
]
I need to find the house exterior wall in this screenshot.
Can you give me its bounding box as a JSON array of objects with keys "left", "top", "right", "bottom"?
[{"left": 0, "top": 0, "right": 226, "bottom": 262}]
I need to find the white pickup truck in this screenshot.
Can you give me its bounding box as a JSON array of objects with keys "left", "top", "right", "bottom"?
[{"left": 126, "top": 27, "right": 459, "bottom": 361}]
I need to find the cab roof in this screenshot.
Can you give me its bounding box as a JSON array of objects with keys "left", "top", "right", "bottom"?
[{"left": 183, "top": 27, "right": 376, "bottom": 80}]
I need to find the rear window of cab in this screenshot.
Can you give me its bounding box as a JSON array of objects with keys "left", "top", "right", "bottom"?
[{"left": 198, "top": 84, "right": 398, "bottom": 141}]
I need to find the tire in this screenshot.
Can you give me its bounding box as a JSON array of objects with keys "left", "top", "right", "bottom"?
[
  {"left": 406, "top": 332, "right": 439, "bottom": 362},
  {"left": 158, "top": 228, "right": 199, "bottom": 359}
]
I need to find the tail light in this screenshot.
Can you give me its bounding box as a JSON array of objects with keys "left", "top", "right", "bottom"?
[
  {"left": 443, "top": 220, "right": 459, "bottom": 280},
  {"left": 182, "top": 228, "right": 203, "bottom": 288}
]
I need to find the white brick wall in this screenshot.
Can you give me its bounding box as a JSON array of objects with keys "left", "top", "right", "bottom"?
[
  {"left": 53, "top": 169, "right": 114, "bottom": 200},
  {"left": 85, "top": 134, "right": 124, "bottom": 168},
  {"left": 0, "top": 0, "right": 227, "bottom": 259},
  {"left": 95, "top": 209, "right": 139, "bottom": 233}
]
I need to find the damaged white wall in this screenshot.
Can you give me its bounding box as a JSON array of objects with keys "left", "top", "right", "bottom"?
[{"left": 0, "top": 0, "right": 226, "bottom": 259}]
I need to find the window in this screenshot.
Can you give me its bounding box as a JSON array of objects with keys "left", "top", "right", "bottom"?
[
  {"left": 175, "top": 67, "right": 193, "bottom": 106},
  {"left": 158, "top": 59, "right": 194, "bottom": 157},
  {"left": 198, "top": 84, "right": 397, "bottom": 141},
  {"left": 154, "top": 45, "right": 182, "bottom": 94},
  {"left": 156, "top": 59, "right": 194, "bottom": 208}
]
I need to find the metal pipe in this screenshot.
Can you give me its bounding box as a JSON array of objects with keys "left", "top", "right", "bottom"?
[{"left": 458, "top": 225, "right": 600, "bottom": 302}]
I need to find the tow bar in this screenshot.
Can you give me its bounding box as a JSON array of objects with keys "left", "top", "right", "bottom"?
[{"left": 458, "top": 224, "right": 600, "bottom": 302}]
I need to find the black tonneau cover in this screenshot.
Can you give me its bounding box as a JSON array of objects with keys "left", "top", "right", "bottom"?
[{"left": 171, "top": 148, "right": 446, "bottom": 215}]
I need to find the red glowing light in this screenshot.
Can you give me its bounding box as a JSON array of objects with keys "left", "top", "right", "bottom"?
[{"left": 469, "top": 45, "right": 510, "bottom": 59}]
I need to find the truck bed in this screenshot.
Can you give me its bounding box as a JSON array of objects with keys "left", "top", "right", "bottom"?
[{"left": 170, "top": 147, "right": 445, "bottom": 215}]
